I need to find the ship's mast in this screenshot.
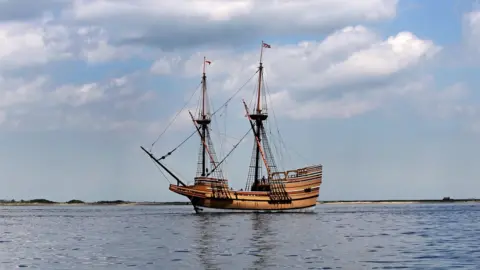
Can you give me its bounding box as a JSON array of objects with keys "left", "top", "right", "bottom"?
[
  {"left": 256, "top": 43, "right": 264, "bottom": 114},
  {"left": 190, "top": 57, "right": 224, "bottom": 180},
  {"left": 254, "top": 42, "right": 265, "bottom": 184},
  {"left": 247, "top": 41, "right": 271, "bottom": 191},
  {"left": 197, "top": 57, "right": 211, "bottom": 177}
]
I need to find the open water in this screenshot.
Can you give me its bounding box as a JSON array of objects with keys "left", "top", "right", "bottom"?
[{"left": 0, "top": 203, "right": 479, "bottom": 270}]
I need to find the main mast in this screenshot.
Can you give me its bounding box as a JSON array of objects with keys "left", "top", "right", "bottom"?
[
  {"left": 245, "top": 41, "right": 276, "bottom": 191},
  {"left": 253, "top": 42, "right": 267, "bottom": 187}
]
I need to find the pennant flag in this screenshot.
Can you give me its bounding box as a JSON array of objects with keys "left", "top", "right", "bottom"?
[
  {"left": 205, "top": 60, "right": 212, "bottom": 65},
  {"left": 262, "top": 42, "right": 271, "bottom": 48}
]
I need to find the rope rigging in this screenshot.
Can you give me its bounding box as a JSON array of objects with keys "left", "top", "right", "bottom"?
[
  {"left": 206, "top": 127, "right": 252, "bottom": 177},
  {"left": 208, "top": 104, "right": 234, "bottom": 161},
  {"left": 143, "top": 42, "right": 313, "bottom": 191},
  {"left": 208, "top": 89, "right": 223, "bottom": 158},
  {"left": 154, "top": 130, "right": 197, "bottom": 161},
  {"left": 150, "top": 156, "right": 171, "bottom": 184},
  {"left": 211, "top": 70, "right": 259, "bottom": 116},
  {"left": 222, "top": 103, "right": 228, "bottom": 178},
  {"left": 149, "top": 69, "right": 259, "bottom": 162},
  {"left": 150, "top": 81, "right": 202, "bottom": 151},
  {"left": 262, "top": 73, "right": 286, "bottom": 169},
  {"left": 263, "top": 71, "right": 310, "bottom": 166}
]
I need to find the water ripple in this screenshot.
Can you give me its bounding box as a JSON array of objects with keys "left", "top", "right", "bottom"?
[{"left": 0, "top": 204, "right": 479, "bottom": 269}]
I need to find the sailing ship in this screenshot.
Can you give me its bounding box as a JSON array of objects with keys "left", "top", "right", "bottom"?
[{"left": 141, "top": 41, "right": 323, "bottom": 213}]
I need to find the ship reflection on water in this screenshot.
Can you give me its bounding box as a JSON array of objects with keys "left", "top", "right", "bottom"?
[
  {"left": 248, "top": 214, "right": 276, "bottom": 268},
  {"left": 194, "top": 214, "right": 218, "bottom": 269},
  {"left": 193, "top": 213, "right": 278, "bottom": 269}
]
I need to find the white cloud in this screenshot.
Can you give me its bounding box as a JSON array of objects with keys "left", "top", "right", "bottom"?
[
  {"left": 0, "top": 17, "right": 142, "bottom": 67},
  {"left": 82, "top": 39, "right": 119, "bottom": 63},
  {"left": 114, "top": 91, "right": 156, "bottom": 110},
  {"left": 0, "top": 0, "right": 69, "bottom": 22},
  {"left": 48, "top": 74, "right": 154, "bottom": 110},
  {"left": 52, "top": 83, "right": 105, "bottom": 107},
  {"left": 0, "top": 74, "right": 146, "bottom": 111},
  {"left": 267, "top": 90, "right": 380, "bottom": 120},
  {"left": 67, "top": 0, "right": 398, "bottom": 50},
  {"left": 0, "top": 1, "right": 404, "bottom": 130},
  {"left": 177, "top": 26, "right": 439, "bottom": 90},
  {"left": 153, "top": 26, "right": 440, "bottom": 120},
  {"left": 150, "top": 56, "right": 182, "bottom": 75},
  {"left": 0, "top": 21, "right": 71, "bottom": 69},
  {"left": 0, "top": 0, "right": 475, "bottom": 134},
  {"left": 267, "top": 77, "right": 433, "bottom": 120},
  {"left": 460, "top": 9, "right": 480, "bottom": 66},
  {"left": 464, "top": 11, "right": 480, "bottom": 49},
  {"left": 71, "top": 0, "right": 398, "bottom": 22},
  {"left": 0, "top": 110, "right": 6, "bottom": 124},
  {"left": 76, "top": 26, "right": 144, "bottom": 63},
  {"left": 0, "top": 73, "right": 157, "bottom": 131},
  {"left": 0, "top": 76, "right": 48, "bottom": 108},
  {"left": 321, "top": 32, "right": 440, "bottom": 84},
  {"left": 405, "top": 80, "right": 478, "bottom": 121}
]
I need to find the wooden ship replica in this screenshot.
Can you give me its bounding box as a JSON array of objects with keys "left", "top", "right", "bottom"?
[{"left": 141, "top": 42, "right": 323, "bottom": 213}]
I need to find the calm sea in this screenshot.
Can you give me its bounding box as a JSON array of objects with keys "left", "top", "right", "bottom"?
[{"left": 0, "top": 203, "right": 479, "bottom": 269}]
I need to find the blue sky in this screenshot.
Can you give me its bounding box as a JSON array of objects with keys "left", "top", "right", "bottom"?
[{"left": 1, "top": 0, "right": 480, "bottom": 202}]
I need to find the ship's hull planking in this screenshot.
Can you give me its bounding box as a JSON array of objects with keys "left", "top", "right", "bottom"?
[{"left": 169, "top": 164, "right": 322, "bottom": 213}]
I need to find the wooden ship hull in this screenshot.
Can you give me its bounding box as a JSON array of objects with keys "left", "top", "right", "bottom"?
[
  {"left": 142, "top": 42, "right": 324, "bottom": 214},
  {"left": 169, "top": 165, "right": 322, "bottom": 213}
]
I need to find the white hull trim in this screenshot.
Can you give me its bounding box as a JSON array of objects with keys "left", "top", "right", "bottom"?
[{"left": 194, "top": 205, "right": 316, "bottom": 213}]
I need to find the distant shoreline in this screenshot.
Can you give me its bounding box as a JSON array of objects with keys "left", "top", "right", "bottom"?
[
  {"left": 0, "top": 199, "right": 194, "bottom": 206},
  {"left": 317, "top": 199, "right": 480, "bottom": 205},
  {"left": 0, "top": 198, "right": 478, "bottom": 206}
]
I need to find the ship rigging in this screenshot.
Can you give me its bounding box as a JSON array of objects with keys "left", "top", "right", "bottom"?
[{"left": 141, "top": 41, "right": 323, "bottom": 213}]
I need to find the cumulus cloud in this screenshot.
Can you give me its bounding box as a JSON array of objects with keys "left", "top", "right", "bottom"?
[
  {"left": 66, "top": 0, "right": 398, "bottom": 50},
  {"left": 181, "top": 26, "right": 438, "bottom": 82},
  {"left": 0, "top": 76, "right": 48, "bottom": 109},
  {"left": 53, "top": 83, "right": 106, "bottom": 107},
  {"left": 76, "top": 26, "right": 146, "bottom": 64},
  {"left": 0, "top": 73, "right": 156, "bottom": 131},
  {"left": 150, "top": 55, "right": 182, "bottom": 75},
  {"left": 0, "top": 17, "right": 142, "bottom": 67},
  {"left": 463, "top": 10, "right": 480, "bottom": 57},
  {"left": 0, "top": 0, "right": 401, "bottom": 132},
  {"left": 320, "top": 31, "right": 440, "bottom": 83},
  {"left": 0, "top": 21, "right": 72, "bottom": 69},
  {"left": 0, "top": 0, "right": 69, "bottom": 22},
  {"left": 154, "top": 25, "right": 440, "bottom": 120},
  {"left": 405, "top": 79, "right": 478, "bottom": 120},
  {"left": 0, "top": 0, "right": 476, "bottom": 133}
]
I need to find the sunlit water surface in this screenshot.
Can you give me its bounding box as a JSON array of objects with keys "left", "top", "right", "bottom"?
[{"left": 1, "top": 203, "right": 479, "bottom": 269}]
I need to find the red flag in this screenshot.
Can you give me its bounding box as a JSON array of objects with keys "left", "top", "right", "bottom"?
[
  {"left": 263, "top": 42, "right": 271, "bottom": 48},
  {"left": 205, "top": 60, "right": 212, "bottom": 65}
]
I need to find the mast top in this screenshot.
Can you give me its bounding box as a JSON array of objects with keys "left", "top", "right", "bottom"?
[
  {"left": 252, "top": 41, "right": 271, "bottom": 116},
  {"left": 203, "top": 56, "right": 211, "bottom": 76},
  {"left": 197, "top": 57, "right": 212, "bottom": 124},
  {"left": 259, "top": 40, "right": 271, "bottom": 65}
]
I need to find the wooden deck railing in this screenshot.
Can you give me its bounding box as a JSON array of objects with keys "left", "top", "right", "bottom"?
[{"left": 270, "top": 164, "right": 322, "bottom": 179}]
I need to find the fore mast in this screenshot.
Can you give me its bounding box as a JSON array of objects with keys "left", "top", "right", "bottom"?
[
  {"left": 197, "top": 57, "right": 211, "bottom": 177},
  {"left": 190, "top": 58, "right": 223, "bottom": 180}
]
